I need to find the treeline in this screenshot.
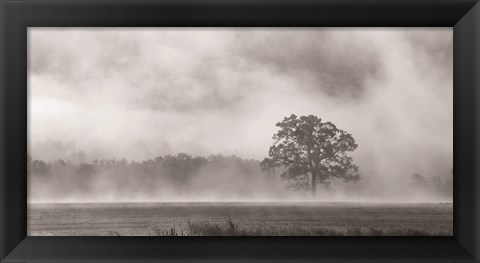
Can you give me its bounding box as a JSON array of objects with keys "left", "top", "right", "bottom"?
[
  {"left": 28, "top": 153, "right": 279, "bottom": 202},
  {"left": 409, "top": 173, "right": 452, "bottom": 199},
  {"left": 27, "top": 153, "right": 453, "bottom": 202}
]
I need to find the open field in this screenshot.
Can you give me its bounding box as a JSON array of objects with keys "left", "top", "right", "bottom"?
[{"left": 28, "top": 202, "right": 453, "bottom": 236}]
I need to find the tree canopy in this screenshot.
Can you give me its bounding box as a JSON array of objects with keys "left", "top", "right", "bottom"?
[{"left": 261, "top": 114, "right": 360, "bottom": 196}]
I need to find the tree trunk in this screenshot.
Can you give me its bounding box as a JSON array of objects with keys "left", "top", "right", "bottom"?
[{"left": 311, "top": 173, "right": 317, "bottom": 198}]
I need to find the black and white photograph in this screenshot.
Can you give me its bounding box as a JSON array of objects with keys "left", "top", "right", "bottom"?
[{"left": 27, "top": 28, "right": 453, "bottom": 236}]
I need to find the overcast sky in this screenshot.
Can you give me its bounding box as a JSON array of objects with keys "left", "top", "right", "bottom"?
[{"left": 28, "top": 28, "right": 452, "bottom": 200}]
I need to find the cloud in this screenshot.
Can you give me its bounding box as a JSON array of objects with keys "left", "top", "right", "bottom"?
[
  {"left": 232, "top": 29, "right": 384, "bottom": 99},
  {"left": 29, "top": 29, "right": 255, "bottom": 112}
]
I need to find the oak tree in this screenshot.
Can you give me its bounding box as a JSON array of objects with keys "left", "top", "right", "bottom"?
[{"left": 261, "top": 114, "right": 360, "bottom": 196}]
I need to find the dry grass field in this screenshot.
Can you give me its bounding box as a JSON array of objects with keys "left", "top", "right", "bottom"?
[{"left": 28, "top": 202, "right": 453, "bottom": 236}]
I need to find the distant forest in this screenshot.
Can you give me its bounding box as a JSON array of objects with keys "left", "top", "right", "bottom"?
[
  {"left": 28, "top": 152, "right": 452, "bottom": 202},
  {"left": 28, "top": 153, "right": 279, "bottom": 202}
]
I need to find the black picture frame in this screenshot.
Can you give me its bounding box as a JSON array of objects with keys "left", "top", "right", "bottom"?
[{"left": 1, "top": 0, "right": 479, "bottom": 262}]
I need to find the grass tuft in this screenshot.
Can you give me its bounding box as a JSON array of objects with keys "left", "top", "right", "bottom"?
[{"left": 147, "top": 220, "right": 452, "bottom": 236}]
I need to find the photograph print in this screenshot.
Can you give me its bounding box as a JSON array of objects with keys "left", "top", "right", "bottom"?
[{"left": 28, "top": 28, "right": 453, "bottom": 236}]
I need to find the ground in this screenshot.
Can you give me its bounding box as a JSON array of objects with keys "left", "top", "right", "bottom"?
[{"left": 28, "top": 202, "right": 453, "bottom": 236}]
